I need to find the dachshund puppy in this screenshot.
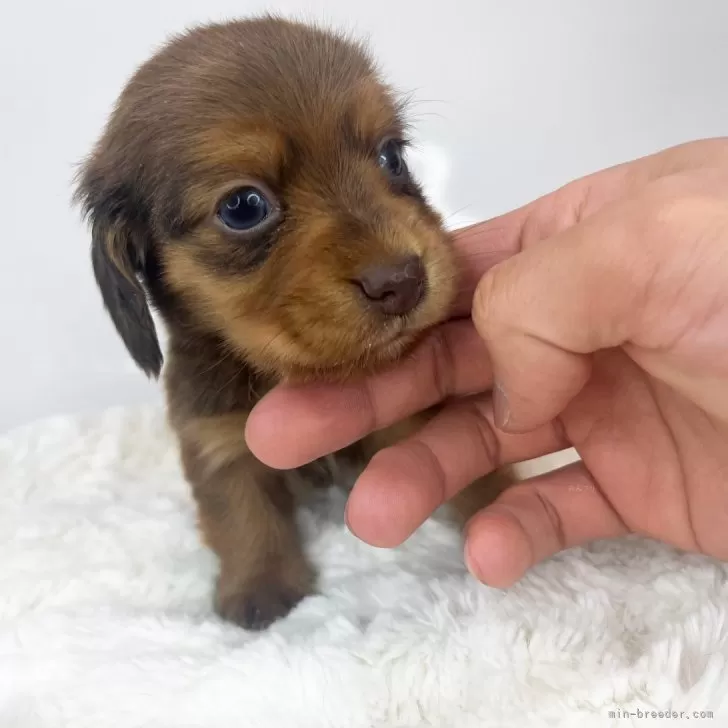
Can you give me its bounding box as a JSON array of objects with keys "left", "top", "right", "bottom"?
[{"left": 76, "top": 16, "right": 508, "bottom": 630}]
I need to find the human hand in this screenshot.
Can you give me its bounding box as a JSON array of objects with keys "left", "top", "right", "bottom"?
[{"left": 245, "top": 138, "right": 728, "bottom": 587}]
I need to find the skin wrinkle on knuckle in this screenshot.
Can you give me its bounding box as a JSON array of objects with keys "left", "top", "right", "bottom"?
[
  {"left": 512, "top": 179, "right": 586, "bottom": 252},
  {"left": 572, "top": 179, "right": 596, "bottom": 222},
  {"left": 402, "top": 438, "right": 448, "bottom": 508},
  {"left": 471, "top": 273, "right": 499, "bottom": 341},
  {"left": 512, "top": 208, "right": 539, "bottom": 251},
  {"left": 468, "top": 399, "right": 502, "bottom": 472},
  {"left": 361, "top": 377, "right": 384, "bottom": 434},
  {"left": 426, "top": 327, "right": 458, "bottom": 403},
  {"left": 525, "top": 190, "right": 570, "bottom": 244},
  {"left": 533, "top": 488, "right": 567, "bottom": 555}
]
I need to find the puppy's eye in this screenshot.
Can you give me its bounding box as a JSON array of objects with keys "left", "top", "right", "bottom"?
[
  {"left": 378, "top": 140, "right": 408, "bottom": 181},
  {"left": 218, "top": 187, "right": 271, "bottom": 231}
]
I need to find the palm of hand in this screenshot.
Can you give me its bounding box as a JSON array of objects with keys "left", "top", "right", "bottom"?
[{"left": 562, "top": 348, "right": 728, "bottom": 560}]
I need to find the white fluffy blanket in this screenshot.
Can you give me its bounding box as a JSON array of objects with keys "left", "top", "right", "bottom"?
[{"left": 1, "top": 406, "right": 727, "bottom": 728}]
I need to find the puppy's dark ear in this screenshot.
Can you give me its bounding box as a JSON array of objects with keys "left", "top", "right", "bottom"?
[{"left": 76, "top": 171, "right": 163, "bottom": 378}]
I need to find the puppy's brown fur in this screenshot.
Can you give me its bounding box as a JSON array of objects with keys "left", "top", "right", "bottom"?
[{"left": 76, "top": 16, "right": 508, "bottom": 630}]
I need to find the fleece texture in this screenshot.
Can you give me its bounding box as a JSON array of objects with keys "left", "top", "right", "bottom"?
[{"left": 1, "top": 405, "right": 727, "bottom": 728}]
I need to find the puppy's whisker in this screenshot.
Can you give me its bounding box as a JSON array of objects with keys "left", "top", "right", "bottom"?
[
  {"left": 197, "top": 346, "right": 237, "bottom": 376},
  {"left": 407, "top": 111, "right": 447, "bottom": 122},
  {"left": 442, "top": 205, "right": 475, "bottom": 226},
  {"left": 255, "top": 329, "right": 296, "bottom": 370}
]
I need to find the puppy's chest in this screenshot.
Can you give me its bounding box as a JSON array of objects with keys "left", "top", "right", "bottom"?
[
  {"left": 283, "top": 411, "right": 431, "bottom": 499},
  {"left": 284, "top": 444, "right": 367, "bottom": 500}
]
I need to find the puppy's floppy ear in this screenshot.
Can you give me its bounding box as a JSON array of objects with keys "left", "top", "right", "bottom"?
[{"left": 75, "top": 167, "right": 163, "bottom": 378}]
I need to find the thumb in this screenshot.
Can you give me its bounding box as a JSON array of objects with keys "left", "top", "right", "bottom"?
[{"left": 472, "top": 196, "right": 651, "bottom": 433}]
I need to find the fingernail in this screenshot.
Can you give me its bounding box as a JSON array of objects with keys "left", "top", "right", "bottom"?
[
  {"left": 493, "top": 382, "right": 510, "bottom": 430},
  {"left": 464, "top": 542, "right": 484, "bottom": 582}
]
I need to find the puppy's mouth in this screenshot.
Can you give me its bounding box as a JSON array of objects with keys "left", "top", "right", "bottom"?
[{"left": 280, "top": 319, "right": 425, "bottom": 385}]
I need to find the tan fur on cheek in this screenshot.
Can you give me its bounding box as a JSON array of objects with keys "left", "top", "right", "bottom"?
[{"left": 162, "top": 244, "right": 321, "bottom": 376}]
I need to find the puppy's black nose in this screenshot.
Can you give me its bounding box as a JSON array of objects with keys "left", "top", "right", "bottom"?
[{"left": 354, "top": 255, "right": 425, "bottom": 316}]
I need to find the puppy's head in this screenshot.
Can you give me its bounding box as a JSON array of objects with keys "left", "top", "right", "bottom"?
[{"left": 76, "top": 16, "right": 457, "bottom": 382}]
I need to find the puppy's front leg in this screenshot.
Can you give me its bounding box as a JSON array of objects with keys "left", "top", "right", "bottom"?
[{"left": 178, "top": 416, "right": 314, "bottom": 630}]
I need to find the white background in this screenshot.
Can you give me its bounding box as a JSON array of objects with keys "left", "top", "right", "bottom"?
[{"left": 1, "top": 0, "right": 727, "bottom": 432}]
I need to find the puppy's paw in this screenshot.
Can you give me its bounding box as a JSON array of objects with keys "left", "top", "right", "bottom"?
[{"left": 214, "top": 567, "right": 315, "bottom": 630}]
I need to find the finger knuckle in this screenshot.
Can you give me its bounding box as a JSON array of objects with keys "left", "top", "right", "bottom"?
[
  {"left": 533, "top": 489, "right": 567, "bottom": 552},
  {"left": 405, "top": 439, "right": 448, "bottom": 504},
  {"left": 426, "top": 327, "right": 457, "bottom": 401},
  {"left": 643, "top": 173, "right": 727, "bottom": 236},
  {"left": 468, "top": 399, "right": 502, "bottom": 469},
  {"left": 472, "top": 271, "right": 506, "bottom": 339}
]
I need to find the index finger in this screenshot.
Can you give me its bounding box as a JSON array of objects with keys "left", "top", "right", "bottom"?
[
  {"left": 245, "top": 318, "right": 493, "bottom": 468},
  {"left": 451, "top": 211, "right": 530, "bottom": 315},
  {"left": 450, "top": 138, "right": 728, "bottom": 314}
]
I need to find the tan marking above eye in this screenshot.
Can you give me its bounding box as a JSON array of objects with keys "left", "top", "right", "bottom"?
[
  {"left": 194, "top": 121, "right": 287, "bottom": 170},
  {"left": 183, "top": 123, "right": 287, "bottom": 220},
  {"left": 349, "top": 78, "right": 403, "bottom": 146}
]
